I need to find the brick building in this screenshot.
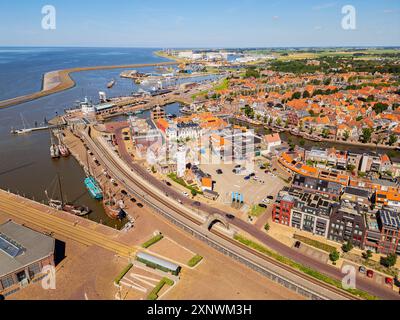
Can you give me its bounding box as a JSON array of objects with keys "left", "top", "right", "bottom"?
[{"left": 0, "top": 221, "right": 55, "bottom": 297}]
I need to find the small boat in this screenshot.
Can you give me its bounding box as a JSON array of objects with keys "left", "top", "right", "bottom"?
[
  {"left": 63, "top": 203, "right": 91, "bottom": 217},
  {"left": 50, "top": 144, "right": 60, "bottom": 159},
  {"left": 49, "top": 199, "right": 63, "bottom": 210},
  {"left": 58, "top": 144, "right": 70, "bottom": 157},
  {"left": 107, "top": 79, "right": 116, "bottom": 89}
]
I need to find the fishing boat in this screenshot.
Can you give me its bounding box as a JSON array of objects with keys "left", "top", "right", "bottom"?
[{"left": 84, "top": 176, "right": 103, "bottom": 200}]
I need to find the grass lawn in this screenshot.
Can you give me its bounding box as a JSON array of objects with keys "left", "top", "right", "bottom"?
[
  {"left": 167, "top": 173, "right": 203, "bottom": 195},
  {"left": 213, "top": 78, "right": 229, "bottom": 92},
  {"left": 249, "top": 205, "right": 267, "bottom": 217},
  {"left": 147, "top": 277, "right": 174, "bottom": 300},
  {"left": 142, "top": 234, "right": 164, "bottom": 249},
  {"left": 114, "top": 263, "right": 133, "bottom": 285},
  {"left": 293, "top": 234, "right": 337, "bottom": 254},
  {"left": 187, "top": 254, "right": 203, "bottom": 267}
]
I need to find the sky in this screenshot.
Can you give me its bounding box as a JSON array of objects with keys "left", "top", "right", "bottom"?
[{"left": 0, "top": 0, "right": 399, "bottom": 48}]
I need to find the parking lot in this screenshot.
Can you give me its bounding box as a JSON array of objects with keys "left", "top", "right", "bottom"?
[{"left": 199, "top": 161, "right": 287, "bottom": 210}]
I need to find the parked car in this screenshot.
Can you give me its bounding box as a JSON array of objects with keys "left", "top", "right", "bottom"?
[
  {"left": 137, "top": 203, "right": 144, "bottom": 208},
  {"left": 166, "top": 181, "right": 172, "bottom": 187},
  {"left": 216, "top": 169, "right": 223, "bottom": 175},
  {"left": 244, "top": 176, "right": 251, "bottom": 181},
  {"left": 359, "top": 266, "right": 367, "bottom": 274},
  {"left": 249, "top": 173, "right": 256, "bottom": 177},
  {"left": 259, "top": 203, "right": 267, "bottom": 208},
  {"left": 294, "top": 241, "right": 301, "bottom": 249},
  {"left": 121, "top": 190, "right": 128, "bottom": 196},
  {"left": 267, "top": 196, "right": 274, "bottom": 200},
  {"left": 182, "top": 192, "right": 189, "bottom": 197},
  {"left": 385, "top": 277, "right": 393, "bottom": 286},
  {"left": 226, "top": 214, "right": 235, "bottom": 220},
  {"left": 130, "top": 197, "right": 137, "bottom": 203},
  {"left": 367, "top": 270, "right": 374, "bottom": 278}
]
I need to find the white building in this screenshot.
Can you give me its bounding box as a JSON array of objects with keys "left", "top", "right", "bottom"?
[
  {"left": 264, "top": 133, "right": 282, "bottom": 153},
  {"left": 176, "top": 145, "right": 187, "bottom": 178}
]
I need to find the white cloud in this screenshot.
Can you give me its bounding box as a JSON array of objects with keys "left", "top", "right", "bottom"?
[{"left": 312, "top": 2, "right": 337, "bottom": 11}]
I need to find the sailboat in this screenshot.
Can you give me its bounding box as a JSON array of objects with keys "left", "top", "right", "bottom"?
[
  {"left": 103, "top": 188, "right": 127, "bottom": 220},
  {"left": 50, "top": 133, "right": 60, "bottom": 159},
  {"left": 56, "top": 130, "right": 70, "bottom": 157},
  {"left": 46, "top": 174, "right": 91, "bottom": 217},
  {"left": 11, "top": 114, "right": 33, "bottom": 135}
]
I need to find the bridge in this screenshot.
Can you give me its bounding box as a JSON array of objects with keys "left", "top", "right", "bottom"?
[{"left": 203, "top": 214, "right": 230, "bottom": 231}]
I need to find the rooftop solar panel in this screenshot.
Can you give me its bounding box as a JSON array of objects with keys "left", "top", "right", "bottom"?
[{"left": 0, "top": 233, "right": 24, "bottom": 258}]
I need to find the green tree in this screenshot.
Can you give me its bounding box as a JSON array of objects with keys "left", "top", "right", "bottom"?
[
  {"left": 303, "top": 90, "right": 310, "bottom": 99},
  {"left": 389, "top": 134, "right": 398, "bottom": 146},
  {"left": 361, "top": 128, "right": 373, "bottom": 143},
  {"left": 291, "top": 92, "right": 302, "bottom": 100},
  {"left": 276, "top": 118, "right": 282, "bottom": 127},
  {"left": 329, "top": 250, "right": 340, "bottom": 265},
  {"left": 342, "top": 241, "right": 354, "bottom": 253},
  {"left": 362, "top": 250, "right": 373, "bottom": 261},
  {"left": 381, "top": 254, "right": 397, "bottom": 268},
  {"left": 322, "top": 128, "right": 330, "bottom": 139},
  {"left": 343, "top": 130, "right": 350, "bottom": 141},
  {"left": 264, "top": 223, "right": 270, "bottom": 232},
  {"left": 347, "top": 164, "right": 356, "bottom": 173},
  {"left": 191, "top": 189, "right": 198, "bottom": 198}
]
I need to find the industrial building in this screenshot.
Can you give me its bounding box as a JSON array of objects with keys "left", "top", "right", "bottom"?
[{"left": 0, "top": 221, "right": 55, "bottom": 297}]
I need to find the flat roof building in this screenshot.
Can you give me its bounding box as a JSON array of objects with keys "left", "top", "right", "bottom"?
[
  {"left": 0, "top": 221, "right": 55, "bottom": 297},
  {"left": 137, "top": 252, "right": 181, "bottom": 276}
]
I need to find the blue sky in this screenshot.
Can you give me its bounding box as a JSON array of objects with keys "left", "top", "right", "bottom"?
[{"left": 0, "top": 0, "right": 399, "bottom": 47}]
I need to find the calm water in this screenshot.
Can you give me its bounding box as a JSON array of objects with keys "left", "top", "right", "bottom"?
[{"left": 0, "top": 47, "right": 170, "bottom": 228}]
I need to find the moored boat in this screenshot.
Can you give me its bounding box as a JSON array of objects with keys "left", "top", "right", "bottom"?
[{"left": 84, "top": 176, "right": 103, "bottom": 200}]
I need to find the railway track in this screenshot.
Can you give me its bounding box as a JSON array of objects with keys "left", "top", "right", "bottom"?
[
  {"left": 0, "top": 194, "right": 136, "bottom": 257},
  {"left": 84, "top": 133, "right": 360, "bottom": 300}
]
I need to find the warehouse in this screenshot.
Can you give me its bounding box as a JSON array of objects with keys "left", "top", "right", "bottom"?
[
  {"left": 136, "top": 252, "right": 181, "bottom": 276},
  {"left": 0, "top": 221, "right": 55, "bottom": 296}
]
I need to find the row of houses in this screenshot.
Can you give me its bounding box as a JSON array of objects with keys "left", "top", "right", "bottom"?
[{"left": 273, "top": 175, "right": 400, "bottom": 255}]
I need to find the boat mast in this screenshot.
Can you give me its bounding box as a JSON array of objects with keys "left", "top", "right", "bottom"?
[
  {"left": 57, "top": 173, "right": 65, "bottom": 206},
  {"left": 86, "top": 149, "right": 91, "bottom": 177}
]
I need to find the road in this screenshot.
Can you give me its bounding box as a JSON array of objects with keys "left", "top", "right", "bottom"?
[
  {"left": 108, "top": 127, "right": 400, "bottom": 300},
  {"left": 0, "top": 190, "right": 136, "bottom": 258},
  {"left": 77, "top": 128, "right": 371, "bottom": 300}
]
